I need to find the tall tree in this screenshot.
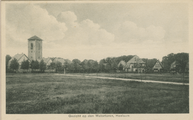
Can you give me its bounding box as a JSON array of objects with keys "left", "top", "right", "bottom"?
[
  {"left": 175, "top": 53, "right": 189, "bottom": 82},
  {"left": 21, "top": 60, "right": 29, "bottom": 70},
  {"left": 99, "top": 59, "right": 106, "bottom": 72},
  {"left": 64, "top": 60, "right": 70, "bottom": 72},
  {"left": 31, "top": 60, "right": 39, "bottom": 71},
  {"left": 72, "top": 59, "right": 81, "bottom": 73},
  {"left": 49, "top": 62, "right": 56, "bottom": 70},
  {"left": 39, "top": 60, "right": 46, "bottom": 72},
  {"left": 175, "top": 53, "right": 189, "bottom": 73},
  {"left": 55, "top": 61, "right": 63, "bottom": 72},
  {"left": 10, "top": 58, "right": 19, "bottom": 71},
  {"left": 161, "top": 53, "right": 176, "bottom": 71}
]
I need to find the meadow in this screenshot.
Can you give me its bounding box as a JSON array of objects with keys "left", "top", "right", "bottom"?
[{"left": 6, "top": 73, "right": 189, "bottom": 114}]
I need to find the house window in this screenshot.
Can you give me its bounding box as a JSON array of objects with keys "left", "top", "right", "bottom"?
[{"left": 31, "top": 43, "right": 33, "bottom": 50}]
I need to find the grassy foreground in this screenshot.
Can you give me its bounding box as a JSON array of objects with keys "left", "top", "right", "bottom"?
[{"left": 6, "top": 73, "right": 189, "bottom": 114}]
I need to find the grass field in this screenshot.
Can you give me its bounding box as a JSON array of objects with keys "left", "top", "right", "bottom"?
[
  {"left": 6, "top": 73, "right": 189, "bottom": 114},
  {"left": 80, "top": 72, "right": 189, "bottom": 83}
]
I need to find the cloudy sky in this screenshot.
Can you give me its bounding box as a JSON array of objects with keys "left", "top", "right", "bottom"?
[{"left": 5, "top": 2, "right": 189, "bottom": 61}]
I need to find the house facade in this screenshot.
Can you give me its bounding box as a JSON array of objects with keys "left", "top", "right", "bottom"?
[
  {"left": 125, "top": 55, "right": 145, "bottom": 72},
  {"left": 152, "top": 60, "right": 163, "bottom": 72},
  {"left": 117, "top": 55, "right": 145, "bottom": 73}
]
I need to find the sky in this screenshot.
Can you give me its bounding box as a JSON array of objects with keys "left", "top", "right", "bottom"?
[{"left": 5, "top": 2, "right": 189, "bottom": 61}]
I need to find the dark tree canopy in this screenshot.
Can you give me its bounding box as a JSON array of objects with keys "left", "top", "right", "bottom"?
[
  {"left": 21, "top": 60, "right": 30, "bottom": 70},
  {"left": 55, "top": 61, "right": 63, "bottom": 72},
  {"left": 39, "top": 60, "right": 46, "bottom": 72},
  {"left": 10, "top": 58, "right": 19, "bottom": 71},
  {"left": 31, "top": 60, "right": 39, "bottom": 70},
  {"left": 161, "top": 52, "right": 189, "bottom": 72},
  {"left": 175, "top": 53, "right": 189, "bottom": 73}
]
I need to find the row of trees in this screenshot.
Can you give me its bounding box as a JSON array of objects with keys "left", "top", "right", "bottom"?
[
  {"left": 7, "top": 58, "right": 46, "bottom": 72},
  {"left": 6, "top": 52, "right": 189, "bottom": 73}
]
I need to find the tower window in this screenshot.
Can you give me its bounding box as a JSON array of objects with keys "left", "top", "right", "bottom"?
[
  {"left": 38, "top": 43, "right": 40, "bottom": 50},
  {"left": 31, "top": 43, "right": 33, "bottom": 50}
]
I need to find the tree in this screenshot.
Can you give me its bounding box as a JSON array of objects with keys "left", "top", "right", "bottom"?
[
  {"left": 174, "top": 53, "right": 189, "bottom": 83},
  {"left": 72, "top": 59, "right": 81, "bottom": 73},
  {"left": 55, "top": 61, "right": 63, "bottom": 72},
  {"left": 175, "top": 53, "right": 189, "bottom": 73},
  {"left": 10, "top": 58, "right": 19, "bottom": 71},
  {"left": 49, "top": 62, "right": 56, "bottom": 69},
  {"left": 93, "top": 61, "right": 99, "bottom": 72},
  {"left": 99, "top": 59, "right": 106, "bottom": 72},
  {"left": 39, "top": 60, "right": 46, "bottom": 72},
  {"left": 31, "top": 60, "right": 39, "bottom": 71},
  {"left": 63, "top": 60, "right": 70, "bottom": 72},
  {"left": 6, "top": 55, "right": 12, "bottom": 70},
  {"left": 21, "top": 60, "right": 29, "bottom": 70},
  {"left": 81, "top": 60, "right": 89, "bottom": 73},
  {"left": 161, "top": 53, "right": 176, "bottom": 71}
]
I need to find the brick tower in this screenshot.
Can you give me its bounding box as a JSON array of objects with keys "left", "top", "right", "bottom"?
[{"left": 28, "top": 35, "right": 43, "bottom": 61}]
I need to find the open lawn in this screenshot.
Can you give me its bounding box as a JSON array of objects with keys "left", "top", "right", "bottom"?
[
  {"left": 80, "top": 72, "right": 189, "bottom": 83},
  {"left": 6, "top": 73, "right": 189, "bottom": 114}
]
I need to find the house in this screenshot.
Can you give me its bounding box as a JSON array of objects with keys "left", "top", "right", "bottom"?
[
  {"left": 125, "top": 55, "right": 146, "bottom": 72},
  {"left": 170, "top": 61, "right": 189, "bottom": 73},
  {"left": 170, "top": 61, "right": 179, "bottom": 72},
  {"left": 8, "top": 53, "right": 30, "bottom": 69},
  {"left": 118, "top": 55, "right": 145, "bottom": 72},
  {"left": 152, "top": 60, "right": 163, "bottom": 72},
  {"left": 117, "top": 60, "right": 126, "bottom": 71}
]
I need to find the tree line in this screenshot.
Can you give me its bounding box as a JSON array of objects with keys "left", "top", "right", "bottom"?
[
  {"left": 161, "top": 52, "right": 189, "bottom": 73},
  {"left": 6, "top": 52, "right": 189, "bottom": 73}
]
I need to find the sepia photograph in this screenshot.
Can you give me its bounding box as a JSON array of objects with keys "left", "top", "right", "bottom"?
[{"left": 1, "top": 0, "right": 192, "bottom": 120}]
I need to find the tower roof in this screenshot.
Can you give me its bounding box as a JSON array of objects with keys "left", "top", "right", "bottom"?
[{"left": 28, "top": 35, "right": 43, "bottom": 41}]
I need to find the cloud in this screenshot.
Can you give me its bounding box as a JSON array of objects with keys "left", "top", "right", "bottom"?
[
  {"left": 56, "top": 12, "right": 115, "bottom": 45},
  {"left": 115, "top": 21, "right": 165, "bottom": 43},
  {"left": 57, "top": 11, "right": 78, "bottom": 27},
  {"left": 6, "top": 4, "right": 68, "bottom": 42}
]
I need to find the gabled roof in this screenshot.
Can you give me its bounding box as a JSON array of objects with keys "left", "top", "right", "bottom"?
[
  {"left": 118, "top": 60, "right": 126, "bottom": 67},
  {"left": 42, "top": 57, "right": 52, "bottom": 64},
  {"left": 28, "top": 35, "right": 43, "bottom": 41},
  {"left": 153, "top": 60, "right": 163, "bottom": 69},
  {"left": 53, "top": 58, "right": 65, "bottom": 64},
  {"left": 127, "top": 55, "right": 145, "bottom": 64},
  {"left": 170, "top": 61, "right": 179, "bottom": 69},
  {"left": 12, "top": 53, "right": 29, "bottom": 61},
  {"left": 8, "top": 53, "right": 30, "bottom": 66}
]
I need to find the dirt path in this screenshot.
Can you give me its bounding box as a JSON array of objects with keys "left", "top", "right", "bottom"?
[{"left": 55, "top": 74, "right": 189, "bottom": 86}]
